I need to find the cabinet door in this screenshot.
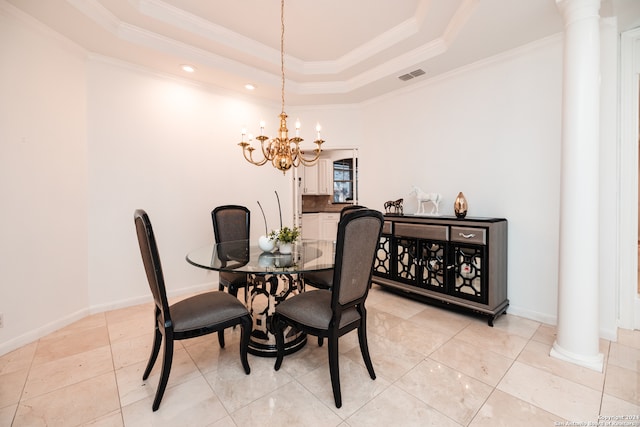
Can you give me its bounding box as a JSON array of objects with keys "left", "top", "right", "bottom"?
[
  {"left": 318, "top": 159, "right": 333, "bottom": 195},
  {"left": 302, "top": 164, "right": 319, "bottom": 195},
  {"left": 394, "top": 236, "right": 419, "bottom": 285},
  {"left": 301, "top": 214, "right": 320, "bottom": 239},
  {"left": 418, "top": 240, "right": 447, "bottom": 294},
  {"left": 373, "top": 233, "right": 393, "bottom": 279},
  {"left": 319, "top": 213, "right": 339, "bottom": 240},
  {"left": 449, "top": 243, "right": 488, "bottom": 304}
]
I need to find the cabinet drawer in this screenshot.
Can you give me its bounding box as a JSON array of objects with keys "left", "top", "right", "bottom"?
[
  {"left": 382, "top": 221, "right": 392, "bottom": 235},
  {"left": 395, "top": 223, "right": 448, "bottom": 241},
  {"left": 451, "top": 227, "right": 486, "bottom": 245}
]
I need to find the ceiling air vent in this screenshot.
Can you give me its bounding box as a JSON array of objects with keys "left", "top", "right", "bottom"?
[{"left": 398, "top": 69, "right": 426, "bottom": 82}]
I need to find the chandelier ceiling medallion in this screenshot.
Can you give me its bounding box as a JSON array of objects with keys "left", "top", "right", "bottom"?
[{"left": 238, "top": 0, "right": 324, "bottom": 174}]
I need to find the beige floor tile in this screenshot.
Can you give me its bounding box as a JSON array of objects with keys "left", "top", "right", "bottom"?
[
  {"left": 517, "top": 340, "right": 605, "bottom": 391},
  {"left": 383, "top": 319, "right": 454, "bottom": 357},
  {"left": 497, "top": 361, "right": 601, "bottom": 421},
  {"left": 0, "top": 342, "right": 37, "bottom": 376},
  {"left": 205, "top": 353, "right": 294, "bottom": 413},
  {"left": 82, "top": 410, "right": 123, "bottom": 426},
  {"left": 396, "top": 358, "right": 493, "bottom": 425},
  {"left": 600, "top": 393, "right": 640, "bottom": 418},
  {"left": 298, "top": 356, "right": 391, "bottom": 419},
  {"left": 491, "top": 314, "right": 541, "bottom": 339},
  {"left": 609, "top": 341, "right": 640, "bottom": 372},
  {"left": 22, "top": 345, "right": 113, "bottom": 399},
  {"left": 121, "top": 376, "right": 228, "bottom": 426},
  {"left": 106, "top": 308, "right": 153, "bottom": 344},
  {"left": 617, "top": 328, "right": 640, "bottom": 350},
  {"left": 115, "top": 346, "right": 201, "bottom": 407},
  {"left": 343, "top": 331, "right": 425, "bottom": 382},
  {"left": 604, "top": 364, "right": 640, "bottom": 405},
  {"left": 0, "top": 368, "right": 29, "bottom": 407},
  {"left": 431, "top": 337, "right": 514, "bottom": 387},
  {"left": 366, "top": 306, "right": 406, "bottom": 336},
  {"left": 0, "top": 404, "right": 17, "bottom": 427},
  {"left": 407, "top": 304, "right": 474, "bottom": 336},
  {"left": 230, "top": 380, "right": 342, "bottom": 427},
  {"left": 531, "top": 323, "right": 557, "bottom": 345},
  {"left": 366, "top": 287, "right": 428, "bottom": 319},
  {"left": 110, "top": 333, "right": 154, "bottom": 370},
  {"left": 456, "top": 322, "right": 528, "bottom": 359},
  {"left": 469, "top": 389, "right": 566, "bottom": 426},
  {"left": 32, "top": 323, "right": 111, "bottom": 366},
  {"left": 346, "top": 384, "right": 462, "bottom": 427},
  {"left": 13, "top": 372, "right": 120, "bottom": 427}
]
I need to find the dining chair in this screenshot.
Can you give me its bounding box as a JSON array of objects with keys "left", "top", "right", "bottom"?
[
  {"left": 272, "top": 208, "right": 384, "bottom": 408},
  {"left": 211, "top": 205, "right": 250, "bottom": 300},
  {"left": 303, "top": 204, "right": 365, "bottom": 291},
  {"left": 134, "top": 209, "right": 251, "bottom": 411}
]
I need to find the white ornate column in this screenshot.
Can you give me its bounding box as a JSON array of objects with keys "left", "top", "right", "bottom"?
[{"left": 551, "top": 0, "right": 603, "bottom": 371}]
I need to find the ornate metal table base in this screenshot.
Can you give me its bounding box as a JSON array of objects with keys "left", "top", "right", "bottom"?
[{"left": 246, "top": 273, "right": 306, "bottom": 356}]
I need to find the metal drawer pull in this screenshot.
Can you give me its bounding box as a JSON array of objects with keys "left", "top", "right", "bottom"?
[{"left": 459, "top": 232, "right": 476, "bottom": 239}]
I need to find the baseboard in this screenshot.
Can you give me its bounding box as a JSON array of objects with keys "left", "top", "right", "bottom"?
[{"left": 0, "top": 281, "right": 217, "bottom": 357}]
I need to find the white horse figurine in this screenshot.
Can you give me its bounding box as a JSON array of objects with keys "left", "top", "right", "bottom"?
[{"left": 410, "top": 185, "right": 442, "bottom": 215}]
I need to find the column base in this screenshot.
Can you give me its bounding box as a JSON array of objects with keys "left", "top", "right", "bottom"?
[{"left": 550, "top": 341, "right": 604, "bottom": 372}]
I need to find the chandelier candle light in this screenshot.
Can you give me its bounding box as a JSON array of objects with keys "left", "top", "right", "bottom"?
[{"left": 237, "top": 0, "right": 324, "bottom": 174}]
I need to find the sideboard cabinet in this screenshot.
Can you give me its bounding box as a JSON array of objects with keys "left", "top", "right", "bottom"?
[{"left": 372, "top": 215, "right": 508, "bottom": 325}]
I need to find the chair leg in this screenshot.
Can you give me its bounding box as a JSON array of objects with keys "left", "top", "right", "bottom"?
[
  {"left": 358, "top": 317, "right": 376, "bottom": 380},
  {"left": 318, "top": 336, "right": 324, "bottom": 347},
  {"left": 239, "top": 315, "right": 252, "bottom": 374},
  {"left": 218, "top": 330, "right": 225, "bottom": 348},
  {"left": 273, "top": 315, "right": 285, "bottom": 371},
  {"left": 328, "top": 333, "right": 342, "bottom": 408},
  {"left": 143, "top": 326, "right": 162, "bottom": 380},
  {"left": 152, "top": 334, "right": 174, "bottom": 411}
]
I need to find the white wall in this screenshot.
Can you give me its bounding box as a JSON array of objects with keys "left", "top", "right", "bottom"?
[
  {"left": 0, "top": 7, "right": 89, "bottom": 353},
  {"left": 360, "top": 35, "right": 565, "bottom": 326},
  {"left": 0, "top": 5, "right": 623, "bottom": 354},
  {"left": 85, "top": 59, "right": 365, "bottom": 312}
]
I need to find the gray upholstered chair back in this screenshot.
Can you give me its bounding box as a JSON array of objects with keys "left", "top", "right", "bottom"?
[
  {"left": 332, "top": 209, "right": 384, "bottom": 308},
  {"left": 134, "top": 210, "right": 171, "bottom": 320},
  {"left": 212, "top": 205, "right": 250, "bottom": 243}
]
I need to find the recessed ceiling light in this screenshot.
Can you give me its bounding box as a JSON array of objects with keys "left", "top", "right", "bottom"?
[
  {"left": 181, "top": 64, "right": 196, "bottom": 73},
  {"left": 245, "top": 84, "right": 256, "bottom": 91}
]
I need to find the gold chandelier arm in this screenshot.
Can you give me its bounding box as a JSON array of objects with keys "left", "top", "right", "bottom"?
[
  {"left": 297, "top": 140, "right": 324, "bottom": 166},
  {"left": 238, "top": 142, "right": 269, "bottom": 166}
]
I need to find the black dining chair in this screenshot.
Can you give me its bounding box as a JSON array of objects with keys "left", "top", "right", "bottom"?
[
  {"left": 303, "top": 204, "right": 365, "bottom": 291},
  {"left": 272, "top": 208, "right": 384, "bottom": 408},
  {"left": 211, "top": 205, "right": 250, "bottom": 300},
  {"left": 134, "top": 209, "right": 251, "bottom": 411}
]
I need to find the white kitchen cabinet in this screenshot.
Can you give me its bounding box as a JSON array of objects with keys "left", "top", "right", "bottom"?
[
  {"left": 302, "top": 213, "right": 320, "bottom": 239},
  {"left": 320, "top": 213, "right": 339, "bottom": 240},
  {"left": 302, "top": 212, "right": 339, "bottom": 240},
  {"left": 317, "top": 159, "right": 333, "bottom": 195},
  {"left": 301, "top": 163, "right": 319, "bottom": 195},
  {"left": 301, "top": 159, "right": 332, "bottom": 196}
]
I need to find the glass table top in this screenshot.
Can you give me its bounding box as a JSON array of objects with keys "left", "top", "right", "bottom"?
[{"left": 186, "top": 239, "right": 335, "bottom": 274}]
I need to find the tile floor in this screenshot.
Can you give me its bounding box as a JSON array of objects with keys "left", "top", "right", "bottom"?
[{"left": 1, "top": 284, "right": 639, "bottom": 426}]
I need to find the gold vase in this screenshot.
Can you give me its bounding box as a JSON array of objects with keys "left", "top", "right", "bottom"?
[{"left": 454, "top": 192, "right": 468, "bottom": 218}]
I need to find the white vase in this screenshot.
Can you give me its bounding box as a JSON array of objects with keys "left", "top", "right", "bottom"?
[
  {"left": 278, "top": 242, "right": 293, "bottom": 254},
  {"left": 258, "top": 235, "right": 276, "bottom": 252}
]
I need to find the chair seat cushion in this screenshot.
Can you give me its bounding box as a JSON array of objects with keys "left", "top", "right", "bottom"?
[
  {"left": 275, "top": 290, "right": 360, "bottom": 330},
  {"left": 170, "top": 291, "right": 248, "bottom": 332},
  {"left": 304, "top": 270, "right": 333, "bottom": 289},
  {"left": 219, "top": 271, "right": 248, "bottom": 288}
]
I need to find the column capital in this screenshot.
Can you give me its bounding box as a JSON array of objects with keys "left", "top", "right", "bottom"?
[{"left": 556, "top": 0, "right": 601, "bottom": 26}]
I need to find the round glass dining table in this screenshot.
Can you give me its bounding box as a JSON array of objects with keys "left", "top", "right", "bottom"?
[{"left": 186, "top": 239, "right": 335, "bottom": 356}]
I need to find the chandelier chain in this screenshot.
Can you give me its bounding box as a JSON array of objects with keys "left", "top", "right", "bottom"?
[
  {"left": 236, "top": 0, "right": 324, "bottom": 174},
  {"left": 280, "top": 0, "right": 285, "bottom": 114}
]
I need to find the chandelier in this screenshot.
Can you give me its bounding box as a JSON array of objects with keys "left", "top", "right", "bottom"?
[{"left": 238, "top": 0, "right": 324, "bottom": 174}]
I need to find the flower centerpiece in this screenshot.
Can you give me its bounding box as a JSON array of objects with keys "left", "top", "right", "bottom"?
[{"left": 269, "top": 226, "right": 300, "bottom": 254}]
